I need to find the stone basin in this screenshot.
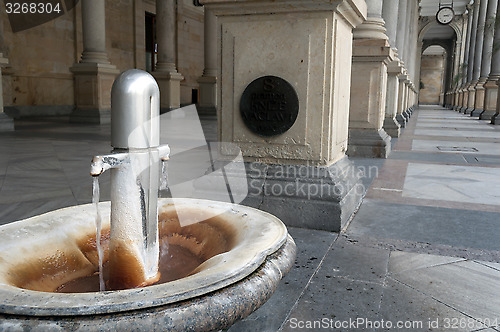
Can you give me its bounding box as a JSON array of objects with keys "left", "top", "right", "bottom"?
[{"left": 0, "top": 198, "right": 296, "bottom": 331}]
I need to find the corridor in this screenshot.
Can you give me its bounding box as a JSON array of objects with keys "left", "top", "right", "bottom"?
[{"left": 231, "top": 105, "right": 500, "bottom": 332}]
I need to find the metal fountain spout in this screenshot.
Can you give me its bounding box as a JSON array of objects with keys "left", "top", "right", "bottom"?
[{"left": 90, "top": 69, "right": 170, "bottom": 289}]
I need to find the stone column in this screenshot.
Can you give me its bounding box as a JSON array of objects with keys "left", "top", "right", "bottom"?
[
  {"left": 396, "top": 72, "right": 408, "bottom": 127},
  {"left": 197, "top": 8, "right": 217, "bottom": 115},
  {"left": 462, "top": 1, "right": 480, "bottom": 112},
  {"left": 466, "top": 0, "right": 488, "bottom": 114},
  {"left": 198, "top": 0, "right": 367, "bottom": 231},
  {"left": 480, "top": 0, "right": 500, "bottom": 119},
  {"left": 395, "top": 0, "right": 408, "bottom": 64},
  {"left": 384, "top": 61, "right": 403, "bottom": 137},
  {"left": 0, "top": 11, "right": 13, "bottom": 131},
  {"left": 70, "top": 0, "right": 119, "bottom": 124},
  {"left": 472, "top": 0, "right": 498, "bottom": 116},
  {"left": 382, "top": 0, "right": 401, "bottom": 137},
  {"left": 153, "top": 0, "right": 184, "bottom": 111},
  {"left": 459, "top": 4, "right": 474, "bottom": 111},
  {"left": 348, "top": 0, "right": 394, "bottom": 158},
  {"left": 452, "top": 16, "right": 465, "bottom": 109}
]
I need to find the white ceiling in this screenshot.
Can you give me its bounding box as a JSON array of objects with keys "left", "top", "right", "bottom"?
[{"left": 419, "top": 0, "right": 471, "bottom": 17}]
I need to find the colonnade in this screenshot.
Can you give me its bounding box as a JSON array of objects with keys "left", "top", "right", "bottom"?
[
  {"left": 448, "top": 0, "right": 500, "bottom": 124},
  {"left": 69, "top": 0, "right": 183, "bottom": 123},
  {"left": 346, "top": 0, "right": 419, "bottom": 158}
]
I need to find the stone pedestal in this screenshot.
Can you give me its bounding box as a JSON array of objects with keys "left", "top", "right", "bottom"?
[
  {"left": 152, "top": 71, "right": 184, "bottom": 111},
  {"left": 70, "top": 63, "right": 119, "bottom": 124},
  {"left": 348, "top": 39, "right": 394, "bottom": 158},
  {"left": 0, "top": 55, "right": 13, "bottom": 131},
  {"left": 199, "top": 0, "right": 367, "bottom": 231},
  {"left": 197, "top": 74, "right": 217, "bottom": 115},
  {"left": 471, "top": 79, "right": 486, "bottom": 117},
  {"left": 465, "top": 83, "right": 477, "bottom": 114},
  {"left": 480, "top": 78, "right": 499, "bottom": 120},
  {"left": 383, "top": 59, "right": 402, "bottom": 138},
  {"left": 461, "top": 85, "right": 470, "bottom": 113}
]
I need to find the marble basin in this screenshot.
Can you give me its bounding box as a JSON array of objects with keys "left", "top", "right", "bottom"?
[{"left": 0, "top": 198, "right": 296, "bottom": 331}]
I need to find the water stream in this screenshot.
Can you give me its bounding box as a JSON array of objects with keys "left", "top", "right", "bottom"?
[
  {"left": 92, "top": 177, "right": 105, "bottom": 292},
  {"left": 160, "top": 161, "right": 169, "bottom": 191}
]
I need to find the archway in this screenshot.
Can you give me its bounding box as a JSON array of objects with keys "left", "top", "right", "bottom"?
[{"left": 419, "top": 45, "right": 448, "bottom": 105}]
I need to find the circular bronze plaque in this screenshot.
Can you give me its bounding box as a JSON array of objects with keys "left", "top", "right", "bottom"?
[{"left": 240, "top": 76, "right": 299, "bottom": 137}]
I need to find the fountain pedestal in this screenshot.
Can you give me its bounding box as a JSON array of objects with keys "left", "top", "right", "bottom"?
[{"left": 199, "top": 0, "right": 367, "bottom": 231}]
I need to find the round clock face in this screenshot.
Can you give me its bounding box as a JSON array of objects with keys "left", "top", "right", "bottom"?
[{"left": 436, "top": 7, "right": 454, "bottom": 25}]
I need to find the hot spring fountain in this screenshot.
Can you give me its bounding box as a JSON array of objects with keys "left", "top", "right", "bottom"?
[{"left": 0, "top": 70, "right": 296, "bottom": 331}]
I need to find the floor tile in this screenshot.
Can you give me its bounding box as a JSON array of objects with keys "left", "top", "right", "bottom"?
[
  {"left": 380, "top": 277, "right": 482, "bottom": 332},
  {"left": 402, "top": 163, "right": 500, "bottom": 206},
  {"left": 393, "top": 261, "right": 500, "bottom": 324},
  {"left": 412, "top": 140, "right": 500, "bottom": 155},
  {"left": 388, "top": 251, "right": 466, "bottom": 275}
]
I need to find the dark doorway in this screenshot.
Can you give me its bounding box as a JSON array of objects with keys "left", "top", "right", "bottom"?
[{"left": 145, "top": 12, "right": 156, "bottom": 72}]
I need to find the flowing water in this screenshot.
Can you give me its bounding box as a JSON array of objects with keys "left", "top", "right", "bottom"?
[
  {"left": 92, "top": 177, "right": 105, "bottom": 292},
  {"left": 160, "top": 161, "right": 170, "bottom": 195}
]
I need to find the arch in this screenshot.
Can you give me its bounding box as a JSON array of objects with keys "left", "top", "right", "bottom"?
[{"left": 418, "top": 17, "right": 462, "bottom": 43}]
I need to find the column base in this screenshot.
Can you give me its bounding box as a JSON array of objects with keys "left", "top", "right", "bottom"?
[
  {"left": 396, "top": 114, "right": 407, "bottom": 127},
  {"left": 197, "top": 75, "right": 217, "bottom": 115},
  {"left": 152, "top": 71, "right": 184, "bottom": 110},
  {"left": 479, "top": 110, "right": 497, "bottom": 121},
  {"left": 196, "top": 105, "right": 217, "bottom": 117},
  {"left": 195, "top": 158, "right": 364, "bottom": 232},
  {"left": 0, "top": 113, "right": 14, "bottom": 131},
  {"left": 70, "top": 107, "right": 110, "bottom": 124},
  {"left": 470, "top": 108, "right": 483, "bottom": 117},
  {"left": 70, "top": 62, "right": 119, "bottom": 124},
  {"left": 404, "top": 109, "right": 411, "bottom": 119},
  {"left": 383, "top": 117, "right": 401, "bottom": 138},
  {"left": 347, "top": 128, "right": 391, "bottom": 158},
  {"left": 491, "top": 113, "right": 500, "bottom": 125}
]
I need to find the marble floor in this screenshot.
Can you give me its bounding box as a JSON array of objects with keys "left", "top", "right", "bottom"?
[{"left": 1, "top": 105, "right": 500, "bottom": 331}]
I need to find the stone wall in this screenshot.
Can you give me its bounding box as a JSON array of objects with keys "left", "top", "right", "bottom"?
[
  {"left": 1, "top": 7, "right": 76, "bottom": 114},
  {"left": 419, "top": 54, "right": 445, "bottom": 104}
]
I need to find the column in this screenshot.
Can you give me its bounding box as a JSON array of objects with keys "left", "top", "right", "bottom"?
[
  {"left": 197, "top": 7, "right": 217, "bottom": 115},
  {"left": 451, "top": 16, "right": 465, "bottom": 109},
  {"left": 153, "top": 0, "right": 184, "bottom": 111},
  {"left": 466, "top": 0, "right": 488, "bottom": 114},
  {"left": 382, "top": 0, "right": 401, "bottom": 137},
  {"left": 395, "top": 0, "right": 408, "bottom": 63},
  {"left": 471, "top": 0, "right": 498, "bottom": 116},
  {"left": 348, "top": 0, "right": 394, "bottom": 158},
  {"left": 479, "top": 0, "right": 500, "bottom": 119},
  {"left": 396, "top": 72, "right": 408, "bottom": 127},
  {"left": 403, "top": 0, "right": 418, "bottom": 117},
  {"left": 459, "top": 4, "right": 474, "bottom": 111},
  {"left": 384, "top": 61, "right": 403, "bottom": 137},
  {"left": 462, "top": 1, "right": 480, "bottom": 112},
  {"left": 0, "top": 10, "right": 13, "bottom": 131},
  {"left": 70, "top": 0, "right": 119, "bottom": 124}
]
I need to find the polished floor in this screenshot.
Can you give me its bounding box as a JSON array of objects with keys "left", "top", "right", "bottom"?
[{"left": 0, "top": 106, "right": 499, "bottom": 331}]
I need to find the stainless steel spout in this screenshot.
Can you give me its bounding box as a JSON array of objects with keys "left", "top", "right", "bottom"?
[{"left": 90, "top": 69, "right": 170, "bottom": 289}]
